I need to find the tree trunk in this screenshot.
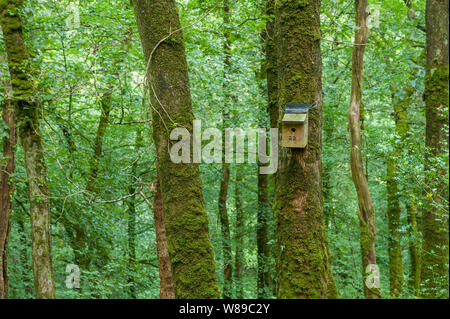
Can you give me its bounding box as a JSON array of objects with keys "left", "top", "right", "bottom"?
[
  {"left": 125, "top": 130, "right": 142, "bottom": 298},
  {"left": 348, "top": 0, "right": 381, "bottom": 299},
  {"left": 234, "top": 171, "right": 244, "bottom": 299},
  {"left": 406, "top": 198, "right": 420, "bottom": 296},
  {"left": 132, "top": 0, "right": 220, "bottom": 298},
  {"left": 152, "top": 173, "right": 175, "bottom": 299},
  {"left": 265, "top": 0, "right": 278, "bottom": 130},
  {"left": 0, "top": 0, "right": 56, "bottom": 299},
  {"left": 127, "top": 177, "right": 136, "bottom": 298},
  {"left": 217, "top": 0, "right": 233, "bottom": 299},
  {"left": 85, "top": 92, "right": 113, "bottom": 194},
  {"left": 273, "top": 0, "right": 338, "bottom": 298},
  {"left": 257, "top": 166, "right": 271, "bottom": 298},
  {"left": 0, "top": 85, "right": 17, "bottom": 299},
  {"left": 386, "top": 86, "right": 413, "bottom": 297},
  {"left": 421, "top": 0, "right": 449, "bottom": 299},
  {"left": 262, "top": 0, "right": 277, "bottom": 297},
  {"left": 218, "top": 162, "right": 232, "bottom": 298}
]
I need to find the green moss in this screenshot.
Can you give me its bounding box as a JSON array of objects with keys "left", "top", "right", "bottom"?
[{"left": 421, "top": 64, "right": 449, "bottom": 299}]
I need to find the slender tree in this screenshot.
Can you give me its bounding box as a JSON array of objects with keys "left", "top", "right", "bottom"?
[
  {"left": 386, "top": 92, "right": 407, "bottom": 298},
  {"left": 234, "top": 170, "right": 244, "bottom": 299},
  {"left": 421, "top": 0, "right": 449, "bottom": 299},
  {"left": 217, "top": 0, "right": 233, "bottom": 299},
  {"left": 348, "top": 0, "right": 381, "bottom": 299},
  {"left": 0, "top": 83, "right": 16, "bottom": 299},
  {"left": 132, "top": 0, "right": 220, "bottom": 298},
  {"left": 125, "top": 129, "right": 143, "bottom": 298},
  {"left": 273, "top": 0, "right": 338, "bottom": 298},
  {"left": 0, "top": 0, "right": 55, "bottom": 298},
  {"left": 256, "top": 0, "right": 277, "bottom": 299}
]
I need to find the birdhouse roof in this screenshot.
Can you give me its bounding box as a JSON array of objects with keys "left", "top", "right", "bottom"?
[
  {"left": 285, "top": 104, "right": 309, "bottom": 114},
  {"left": 282, "top": 113, "right": 307, "bottom": 124}
]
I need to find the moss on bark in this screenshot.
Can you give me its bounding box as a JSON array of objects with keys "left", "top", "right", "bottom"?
[{"left": 421, "top": 0, "right": 449, "bottom": 299}]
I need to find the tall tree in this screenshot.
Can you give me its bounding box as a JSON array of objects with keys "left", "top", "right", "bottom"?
[
  {"left": 125, "top": 129, "right": 142, "bottom": 298},
  {"left": 0, "top": 83, "right": 16, "bottom": 299},
  {"left": 386, "top": 91, "right": 407, "bottom": 298},
  {"left": 273, "top": 0, "right": 338, "bottom": 298},
  {"left": 348, "top": 0, "right": 381, "bottom": 299},
  {"left": 234, "top": 170, "right": 244, "bottom": 299},
  {"left": 217, "top": 0, "right": 233, "bottom": 299},
  {"left": 421, "top": 0, "right": 449, "bottom": 299},
  {"left": 256, "top": 0, "right": 277, "bottom": 299},
  {"left": 0, "top": 0, "right": 55, "bottom": 298},
  {"left": 403, "top": 0, "right": 423, "bottom": 297},
  {"left": 132, "top": 0, "right": 220, "bottom": 298}
]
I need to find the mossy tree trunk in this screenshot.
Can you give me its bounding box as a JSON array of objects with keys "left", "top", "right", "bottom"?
[
  {"left": 0, "top": 84, "right": 17, "bottom": 299},
  {"left": 273, "top": 0, "right": 338, "bottom": 299},
  {"left": 132, "top": 0, "right": 220, "bottom": 298},
  {"left": 348, "top": 0, "right": 381, "bottom": 299},
  {"left": 386, "top": 86, "right": 414, "bottom": 297},
  {"left": 421, "top": 0, "right": 449, "bottom": 299},
  {"left": 0, "top": 0, "right": 56, "bottom": 298}
]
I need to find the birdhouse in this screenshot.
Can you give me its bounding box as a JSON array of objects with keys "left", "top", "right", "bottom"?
[{"left": 281, "top": 104, "right": 309, "bottom": 148}]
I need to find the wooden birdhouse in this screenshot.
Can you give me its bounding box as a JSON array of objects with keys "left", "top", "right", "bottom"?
[{"left": 281, "top": 104, "right": 309, "bottom": 148}]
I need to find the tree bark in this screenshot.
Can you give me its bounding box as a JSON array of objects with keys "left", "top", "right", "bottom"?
[
  {"left": 152, "top": 173, "right": 175, "bottom": 299},
  {"left": 0, "top": 0, "right": 56, "bottom": 298},
  {"left": 273, "top": 0, "right": 338, "bottom": 298},
  {"left": 234, "top": 171, "right": 244, "bottom": 299},
  {"left": 0, "top": 84, "right": 17, "bottom": 299},
  {"left": 348, "top": 0, "right": 381, "bottom": 299},
  {"left": 421, "top": 0, "right": 449, "bottom": 299},
  {"left": 132, "top": 0, "right": 220, "bottom": 298}
]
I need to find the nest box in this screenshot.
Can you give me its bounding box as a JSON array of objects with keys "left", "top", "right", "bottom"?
[{"left": 281, "top": 104, "right": 309, "bottom": 148}]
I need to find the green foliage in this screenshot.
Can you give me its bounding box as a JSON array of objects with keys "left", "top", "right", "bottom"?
[{"left": 0, "top": 0, "right": 447, "bottom": 299}]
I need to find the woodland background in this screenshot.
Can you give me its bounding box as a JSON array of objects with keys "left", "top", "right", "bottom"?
[{"left": 0, "top": 0, "right": 448, "bottom": 299}]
